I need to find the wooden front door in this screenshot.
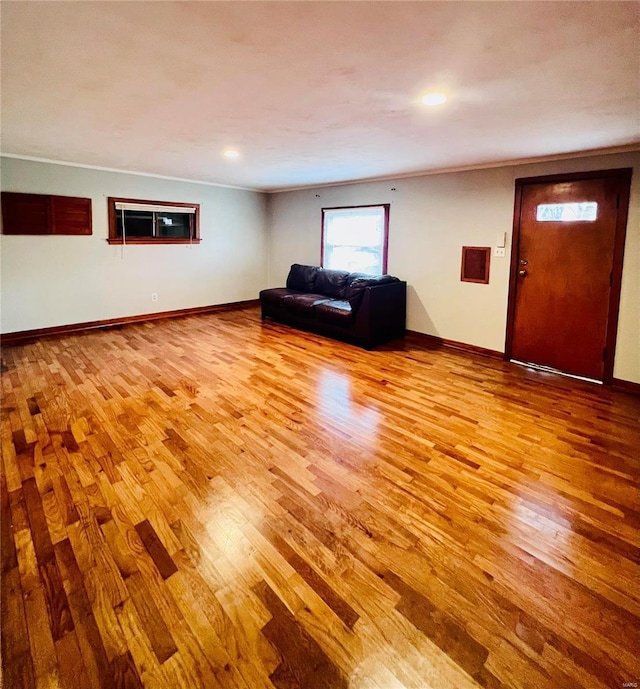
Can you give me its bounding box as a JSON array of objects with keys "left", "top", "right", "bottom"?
[{"left": 506, "top": 169, "right": 631, "bottom": 382}]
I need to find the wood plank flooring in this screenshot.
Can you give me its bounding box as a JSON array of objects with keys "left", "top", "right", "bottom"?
[{"left": 1, "top": 306, "right": 639, "bottom": 689}]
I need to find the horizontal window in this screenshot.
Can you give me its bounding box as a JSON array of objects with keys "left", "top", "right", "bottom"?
[
  {"left": 322, "top": 205, "right": 389, "bottom": 275},
  {"left": 536, "top": 202, "right": 597, "bottom": 222},
  {"left": 107, "top": 197, "right": 200, "bottom": 244}
]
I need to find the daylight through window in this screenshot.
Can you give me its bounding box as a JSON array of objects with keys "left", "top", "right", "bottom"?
[
  {"left": 322, "top": 205, "right": 389, "bottom": 275},
  {"left": 536, "top": 202, "right": 598, "bottom": 222}
]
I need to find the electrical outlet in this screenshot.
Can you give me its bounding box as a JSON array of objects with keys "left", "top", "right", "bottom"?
[
  {"left": 494, "top": 247, "right": 506, "bottom": 258},
  {"left": 151, "top": 293, "right": 158, "bottom": 302}
]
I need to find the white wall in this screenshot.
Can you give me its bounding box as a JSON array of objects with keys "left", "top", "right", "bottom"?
[
  {"left": 0, "top": 157, "right": 267, "bottom": 332},
  {"left": 267, "top": 151, "right": 640, "bottom": 384},
  {"left": 3, "top": 153, "right": 638, "bottom": 384}
]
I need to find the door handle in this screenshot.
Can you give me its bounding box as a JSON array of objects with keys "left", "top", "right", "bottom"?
[{"left": 518, "top": 269, "right": 527, "bottom": 277}]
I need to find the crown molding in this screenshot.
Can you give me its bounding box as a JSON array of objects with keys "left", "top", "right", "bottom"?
[
  {"left": 3, "top": 144, "right": 638, "bottom": 196},
  {"left": 0, "top": 153, "right": 262, "bottom": 193},
  {"left": 265, "top": 144, "right": 640, "bottom": 194}
]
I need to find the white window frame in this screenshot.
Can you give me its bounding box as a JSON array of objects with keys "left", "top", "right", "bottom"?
[{"left": 321, "top": 204, "right": 389, "bottom": 275}]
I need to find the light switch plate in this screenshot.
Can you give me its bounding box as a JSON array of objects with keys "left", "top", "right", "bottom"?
[{"left": 494, "top": 247, "right": 506, "bottom": 257}]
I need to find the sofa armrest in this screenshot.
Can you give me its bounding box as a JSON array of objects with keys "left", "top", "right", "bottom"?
[{"left": 354, "top": 281, "right": 407, "bottom": 342}]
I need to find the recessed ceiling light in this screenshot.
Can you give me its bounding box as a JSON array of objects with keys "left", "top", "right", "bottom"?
[
  {"left": 223, "top": 149, "right": 240, "bottom": 159},
  {"left": 421, "top": 92, "right": 447, "bottom": 106}
]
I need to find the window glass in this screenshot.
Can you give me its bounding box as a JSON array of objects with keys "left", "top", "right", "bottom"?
[
  {"left": 322, "top": 205, "right": 388, "bottom": 274},
  {"left": 156, "top": 213, "right": 191, "bottom": 238},
  {"left": 116, "top": 210, "right": 153, "bottom": 237},
  {"left": 536, "top": 202, "right": 597, "bottom": 222}
]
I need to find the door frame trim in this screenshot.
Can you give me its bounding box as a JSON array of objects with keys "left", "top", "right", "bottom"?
[{"left": 504, "top": 168, "right": 632, "bottom": 385}]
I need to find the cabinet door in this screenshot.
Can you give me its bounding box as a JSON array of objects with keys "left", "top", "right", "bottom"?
[
  {"left": 1, "top": 192, "right": 92, "bottom": 235},
  {"left": 51, "top": 195, "right": 92, "bottom": 235},
  {"left": 1, "top": 192, "right": 51, "bottom": 234}
]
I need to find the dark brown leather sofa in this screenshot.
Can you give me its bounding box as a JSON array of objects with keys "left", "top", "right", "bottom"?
[{"left": 259, "top": 264, "right": 407, "bottom": 348}]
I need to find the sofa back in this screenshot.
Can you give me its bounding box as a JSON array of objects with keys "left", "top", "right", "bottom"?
[
  {"left": 286, "top": 264, "right": 400, "bottom": 305},
  {"left": 286, "top": 264, "right": 318, "bottom": 292},
  {"left": 315, "top": 269, "right": 351, "bottom": 298}
]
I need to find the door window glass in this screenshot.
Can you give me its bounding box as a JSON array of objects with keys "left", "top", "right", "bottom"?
[{"left": 536, "top": 202, "right": 597, "bottom": 222}]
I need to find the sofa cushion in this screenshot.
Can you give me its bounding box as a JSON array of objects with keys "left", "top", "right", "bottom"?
[
  {"left": 282, "top": 293, "right": 329, "bottom": 315},
  {"left": 315, "top": 300, "right": 354, "bottom": 325},
  {"left": 259, "top": 287, "right": 293, "bottom": 307},
  {"left": 344, "top": 272, "right": 371, "bottom": 286},
  {"left": 344, "top": 273, "right": 399, "bottom": 309},
  {"left": 286, "top": 264, "right": 318, "bottom": 293},
  {"left": 348, "top": 274, "right": 399, "bottom": 291},
  {"left": 315, "top": 269, "right": 350, "bottom": 298}
]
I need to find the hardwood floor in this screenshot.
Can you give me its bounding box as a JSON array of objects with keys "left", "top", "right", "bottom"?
[{"left": 1, "top": 306, "right": 639, "bottom": 689}]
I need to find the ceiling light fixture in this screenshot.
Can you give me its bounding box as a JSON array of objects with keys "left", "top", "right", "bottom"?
[
  {"left": 421, "top": 92, "right": 447, "bottom": 106},
  {"left": 223, "top": 149, "right": 240, "bottom": 159}
]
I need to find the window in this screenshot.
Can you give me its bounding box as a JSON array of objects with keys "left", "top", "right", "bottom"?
[
  {"left": 322, "top": 204, "right": 389, "bottom": 275},
  {"left": 536, "top": 202, "right": 598, "bottom": 222},
  {"left": 107, "top": 197, "right": 200, "bottom": 244},
  {"left": 1, "top": 192, "right": 92, "bottom": 235}
]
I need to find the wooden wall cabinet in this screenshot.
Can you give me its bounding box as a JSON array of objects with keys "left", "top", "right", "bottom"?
[
  {"left": 461, "top": 246, "right": 491, "bottom": 284},
  {"left": 1, "top": 192, "right": 92, "bottom": 235}
]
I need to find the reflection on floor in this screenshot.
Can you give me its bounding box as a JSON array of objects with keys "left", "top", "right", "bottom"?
[{"left": 2, "top": 307, "right": 639, "bottom": 689}]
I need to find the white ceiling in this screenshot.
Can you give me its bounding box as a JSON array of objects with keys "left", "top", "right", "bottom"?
[{"left": 1, "top": 1, "right": 638, "bottom": 192}]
